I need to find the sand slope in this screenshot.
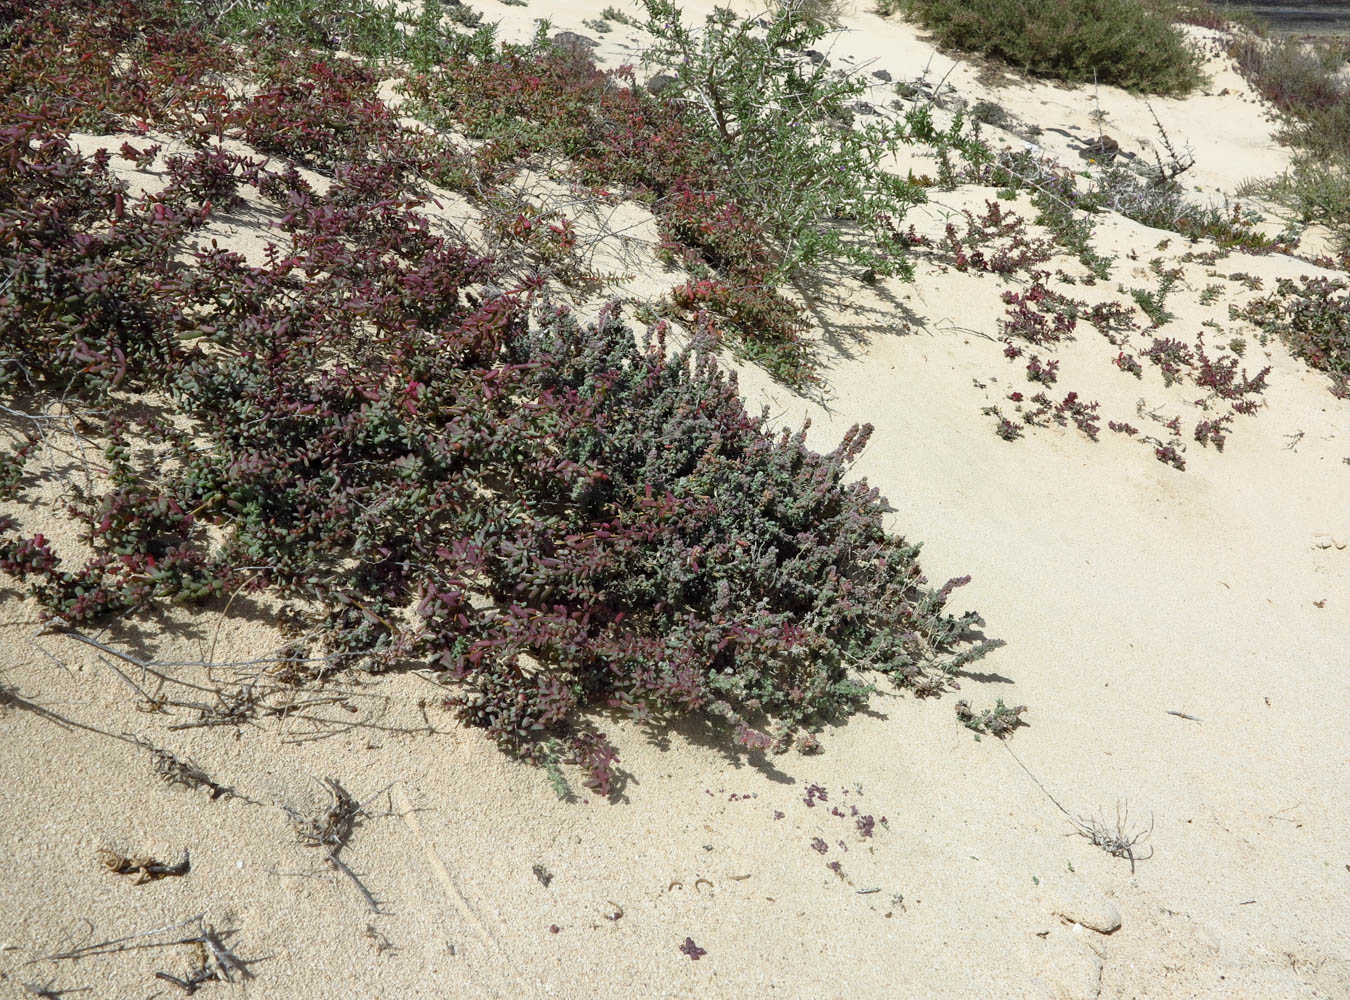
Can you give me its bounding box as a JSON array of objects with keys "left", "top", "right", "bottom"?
[{"left": 1, "top": 5, "right": 1347, "bottom": 999}]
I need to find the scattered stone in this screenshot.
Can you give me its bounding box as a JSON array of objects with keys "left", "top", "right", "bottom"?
[
  {"left": 1049, "top": 879, "right": 1122, "bottom": 934},
  {"left": 552, "top": 31, "right": 599, "bottom": 58},
  {"left": 646, "top": 74, "right": 677, "bottom": 96},
  {"left": 872, "top": 69, "right": 892, "bottom": 82}
]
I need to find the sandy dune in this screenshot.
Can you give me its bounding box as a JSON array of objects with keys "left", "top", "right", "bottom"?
[{"left": 1, "top": 4, "right": 1347, "bottom": 999}]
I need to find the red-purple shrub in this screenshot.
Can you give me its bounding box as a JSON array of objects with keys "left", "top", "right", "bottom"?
[
  {"left": 0, "top": 0, "right": 231, "bottom": 134},
  {"left": 1239, "top": 275, "right": 1350, "bottom": 399},
  {"left": 1192, "top": 334, "right": 1270, "bottom": 409},
  {"left": 228, "top": 55, "right": 398, "bottom": 169},
  {"left": 1154, "top": 443, "right": 1186, "bottom": 470},
  {"left": 1021, "top": 391, "right": 1100, "bottom": 440},
  {"left": 1113, "top": 351, "right": 1143, "bottom": 378},
  {"left": 1085, "top": 300, "right": 1139, "bottom": 344},
  {"left": 1141, "top": 336, "right": 1195, "bottom": 386},
  {"left": 937, "top": 201, "right": 1056, "bottom": 274},
  {"left": 1000, "top": 279, "right": 1080, "bottom": 345},
  {"left": 0, "top": 125, "right": 999, "bottom": 790},
  {"left": 1024, "top": 355, "right": 1059, "bottom": 385},
  {"left": 1193, "top": 415, "right": 1234, "bottom": 451},
  {"left": 399, "top": 45, "right": 814, "bottom": 380}
]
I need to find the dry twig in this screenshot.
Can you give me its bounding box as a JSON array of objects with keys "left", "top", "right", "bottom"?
[
  {"left": 98, "top": 848, "right": 191, "bottom": 885},
  {"left": 1002, "top": 743, "right": 1155, "bottom": 873},
  {"left": 284, "top": 778, "right": 391, "bottom": 912},
  {"left": 1069, "top": 801, "right": 1155, "bottom": 874}
]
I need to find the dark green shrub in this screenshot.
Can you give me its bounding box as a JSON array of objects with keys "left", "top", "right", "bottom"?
[{"left": 883, "top": 0, "right": 1204, "bottom": 95}]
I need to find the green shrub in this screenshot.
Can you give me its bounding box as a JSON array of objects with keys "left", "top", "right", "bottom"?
[
  {"left": 639, "top": 0, "right": 988, "bottom": 281},
  {"left": 776, "top": 0, "right": 852, "bottom": 29},
  {"left": 1228, "top": 33, "right": 1350, "bottom": 254},
  {"left": 1246, "top": 157, "right": 1350, "bottom": 257},
  {"left": 1228, "top": 33, "right": 1348, "bottom": 115},
  {"left": 883, "top": 0, "right": 1204, "bottom": 95},
  {"left": 1165, "top": 0, "right": 1267, "bottom": 34},
  {"left": 204, "top": 0, "right": 495, "bottom": 70}
]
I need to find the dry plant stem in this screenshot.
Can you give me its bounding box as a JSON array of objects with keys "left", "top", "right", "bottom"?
[
  {"left": 44, "top": 628, "right": 377, "bottom": 738},
  {"left": 98, "top": 848, "right": 191, "bottom": 883},
  {"left": 1145, "top": 102, "right": 1194, "bottom": 186},
  {"left": 154, "top": 966, "right": 217, "bottom": 994},
  {"left": 1002, "top": 742, "right": 1154, "bottom": 872},
  {"left": 197, "top": 924, "right": 253, "bottom": 983},
  {"left": 1072, "top": 802, "right": 1154, "bottom": 874},
  {"left": 205, "top": 571, "right": 264, "bottom": 682},
  {"left": 46, "top": 625, "right": 367, "bottom": 677},
  {"left": 285, "top": 778, "right": 392, "bottom": 913},
  {"left": 30, "top": 913, "right": 254, "bottom": 983},
  {"left": 25, "top": 914, "right": 206, "bottom": 964},
  {"left": 134, "top": 738, "right": 239, "bottom": 800}
]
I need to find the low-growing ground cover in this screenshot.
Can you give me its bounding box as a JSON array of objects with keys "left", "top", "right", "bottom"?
[
  {"left": 1239, "top": 275, "right": 1350, "bottom": 397},
  {"left": 0, "top": 0, "right": 1003, "bottom": 794}
]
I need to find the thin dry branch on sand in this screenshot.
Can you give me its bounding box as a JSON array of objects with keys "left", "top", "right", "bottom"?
[
  {"left": 1069, "top": 801, "right": 1155, "bottom": 873},
  {"left": 1003, "top": 743, "right": 1155, "bottom": 872},
  {"left": 283, "top": 777, "right": 392, "bottom": 913},
  {"left": 134, "top": 738, "right": 238, "bottom": 801},
  {"left": 25, "top": 914, "right": 253, "bottom": 985}
]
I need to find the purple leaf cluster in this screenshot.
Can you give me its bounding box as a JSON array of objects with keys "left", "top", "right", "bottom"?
[
  {"left": 1024, "top": 355, "right": 1059, "bottom": 385},
  {"left": 937, "top": 201, "right": 1056, "bottom": 275},
  {"left": 0, "top": 7, "right": 1001, "bottom": 790},
  {"left": 1238, "top": 276, "right": 1349, "bottom": 398},
  {"left": 999, "top": 279, "right": 1080, "bottom": 346},
  {"left": 679, "top": 937, "right": 706, "bottom": 961}
]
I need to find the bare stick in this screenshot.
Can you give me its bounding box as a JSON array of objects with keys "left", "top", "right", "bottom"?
[
  {"left": 284, "top": 778, "right": 393, "bottom": 913},
  {"left": 206, "top": 572, "right": 263, "bottom": 681},
  {"left": 1002, "top": 743, "right": 1154, "bottom": 872},
  {"left": 26, "top": 915, "right": 205, "bottom": 964}
]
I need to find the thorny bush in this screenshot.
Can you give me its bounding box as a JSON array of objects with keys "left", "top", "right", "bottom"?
[{"left": 637, "top": 0, "right": 987, "bottom": 281}]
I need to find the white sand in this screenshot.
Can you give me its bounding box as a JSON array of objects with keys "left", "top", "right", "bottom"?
[{"left": 1, "top": 5, "right": 1347, "bottom": 999}]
